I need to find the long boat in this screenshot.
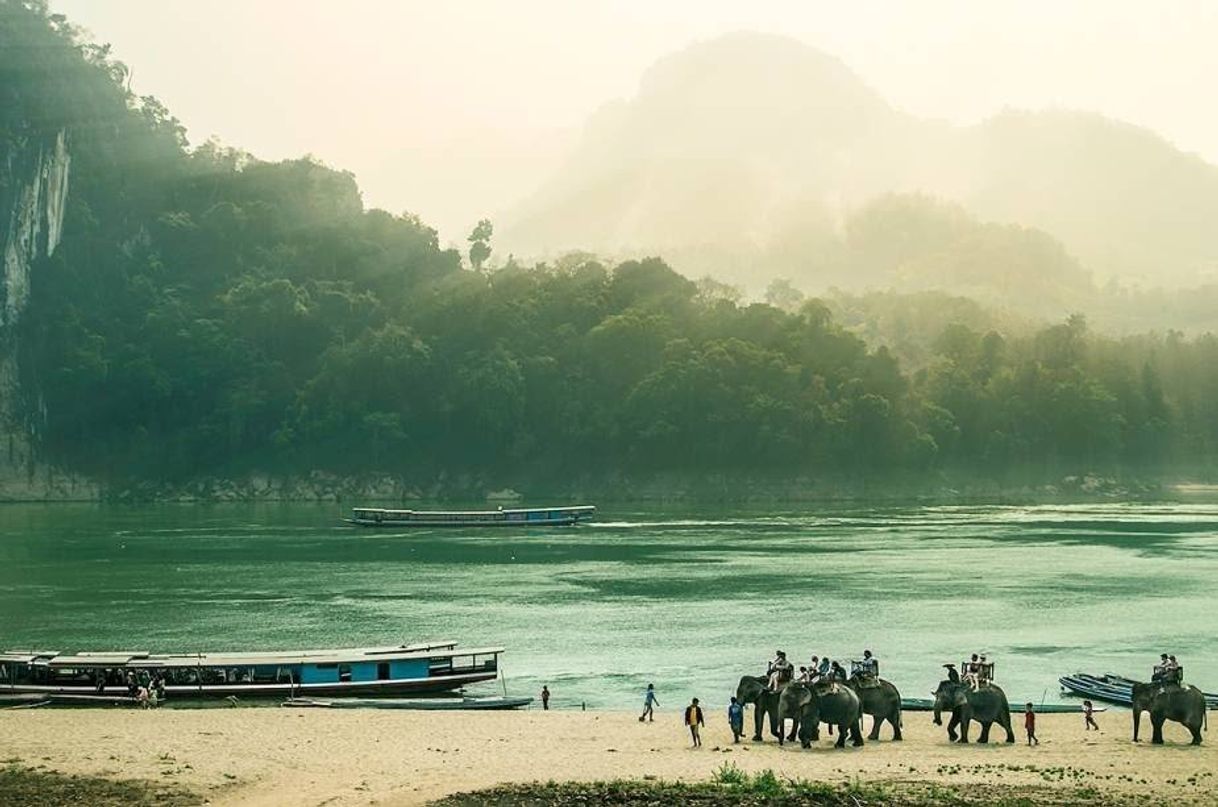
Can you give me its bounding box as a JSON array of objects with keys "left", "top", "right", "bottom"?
[
  {"left": 0, "top": 641, "right": 503, "bottom": 698},
  {"left": 347, "top": 504, "right": 595, "bottom": 527},
  {"left": 1059, "top": 672, "right": 1218, "bottom": 709}
]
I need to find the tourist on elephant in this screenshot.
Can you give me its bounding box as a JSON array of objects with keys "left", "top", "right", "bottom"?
[
  {"left": 943, "top": 663, "right": 960, "bottom": 684},
  {"left": 964, "top": 654, "right": 981, "bottom": 689},
  {"left": 817, "top": 655, "right": 832, "bottom": 677},
  {"left": 796, "top": 666, "right": 811, "bottom": 683},
  {"left": 766, "top": 651, "right": 792, "bottom": 692},
  {"left": 1152, "top": 653, "right": 1170, "bottom": 682},
  {"left": 857, "top": 650, "right": 878, "bottom": 678}
]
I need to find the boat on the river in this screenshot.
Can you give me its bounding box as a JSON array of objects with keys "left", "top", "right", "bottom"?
[
  {"left": 282, "top": 695, "right": 533, "bottom": 710},
  {"left": 347, "top": 504, "right": 595, "bottom": 527},
  {"left": 0, "top": 641, "right": 503, "bottom": 698},
  {"left": 1059, "top": 672, "right": 1218, "bottom": 709}
]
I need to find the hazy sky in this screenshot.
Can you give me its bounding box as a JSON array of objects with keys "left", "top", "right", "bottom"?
[{"left": 53, "top": 0, "right": 1218, "bottom": 246}]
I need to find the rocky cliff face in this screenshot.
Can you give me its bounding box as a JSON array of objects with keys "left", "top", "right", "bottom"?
[{"left": 0, "top": 129, "right": 95, "bottom": 499}]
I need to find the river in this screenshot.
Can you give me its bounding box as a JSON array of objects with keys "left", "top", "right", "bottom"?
[{"left": 2, "top": 501, "right": 1215, "bottom": 709}]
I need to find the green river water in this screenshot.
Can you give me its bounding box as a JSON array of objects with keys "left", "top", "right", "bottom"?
[{"left": 2, "top": 501, "right": 1215, "bottom": 710}]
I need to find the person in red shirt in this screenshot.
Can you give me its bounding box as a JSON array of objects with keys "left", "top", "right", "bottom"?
[{"left": 1024, "top": 702, "right": 1039, "bottom": 746}]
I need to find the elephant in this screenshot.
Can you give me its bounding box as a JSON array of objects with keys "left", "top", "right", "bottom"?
[
  {"left": 1131, "top": 682, "right": 1207, "bottom": 745},
  {"left": 846, "top": 677, "right": 904, "bottom": 741},
  {"left": 932, "top": 679, "right": 1015, "bottom": 744},
  {"left": 735, "top": 675, "right": 795, "bottom": 742},
  {"left": 778, "top": 681, "right": 865, "bottom": 749}
]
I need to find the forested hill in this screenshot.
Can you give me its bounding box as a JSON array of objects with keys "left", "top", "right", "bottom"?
[{"left": 2, "top": 2, "right": 1217, "bottom": 499}]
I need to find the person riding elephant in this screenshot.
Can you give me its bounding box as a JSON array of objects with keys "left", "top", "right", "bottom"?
[
  {"left": 735, "top": 675, "right": 795, "bottom": 743},
  {"left": 778, "top": 681, "right": 865, "bottom": 749},
  {"left": 1131, "top": 680, "right": 1207, "bottom": 745},
  {"left": 846, "top": 675, "right": 904, "bottom": 740},
  {"left": 933, "top": 678, "right": 1015, "bottom": 743}
]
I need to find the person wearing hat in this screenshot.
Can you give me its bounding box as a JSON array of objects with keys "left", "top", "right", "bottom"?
[{"left": 943, "top": 663, "right": 960, "bottom": 684}]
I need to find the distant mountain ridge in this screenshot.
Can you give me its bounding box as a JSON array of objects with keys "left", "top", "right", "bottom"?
[{"left": 502, "top": 32, "right": 1218, "bottom": 291}]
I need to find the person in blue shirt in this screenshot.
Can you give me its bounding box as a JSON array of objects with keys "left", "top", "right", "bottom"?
[
  {"left": 727, "top": 695, "right": 745, "bottom": 743},
  {"left": 639, "top": 683, "right": 659, "bottom": 722}
]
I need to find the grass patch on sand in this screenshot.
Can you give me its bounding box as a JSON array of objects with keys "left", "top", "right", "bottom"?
[
  {"left": 431, "top": 765, "right": 1147, "bottom": 806},
  {"left": 0, "top": 765, "right": 201, "bottom": 806}
]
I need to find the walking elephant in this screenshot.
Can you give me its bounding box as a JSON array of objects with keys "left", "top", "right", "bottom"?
[
  {"left": 1132, "top": 682, "right": 1207, "bottom": 745},
  {"left": 847, "top": 677, "right": 903, "bottom": 741},
  {"left": 932, "top": 679, "right": 1015, "bottom": 744},
  {"left": 779, "top": 682, "right": 864, "bottom": 749},
  {"left": 735, "top": 675, "right": 794, "bottom": 742}
]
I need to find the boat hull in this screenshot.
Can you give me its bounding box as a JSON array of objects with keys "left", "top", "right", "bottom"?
[{"left": 348, "top": 505, "right": 595, "bottom": 528}]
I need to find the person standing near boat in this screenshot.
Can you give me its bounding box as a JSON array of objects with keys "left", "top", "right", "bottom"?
[
  {"left": 1083, "top": 700, "right": 1099, "bottom": 731},
  {"left": 1024, "top": 703, "right": 1038, "bottom": 746},
  {"left": 541, "top": 685, "right": 550, "bottom": 710},
  {"left": 639, "top": 683, "right": 659, "bottom": 722},
  {"left": 684, "top": 697, "right": 705, "bottom": 747}
]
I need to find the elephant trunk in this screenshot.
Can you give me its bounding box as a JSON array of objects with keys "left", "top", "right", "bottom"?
[{"left": 933, "top": 703, "right": 942, "bottom": 726}]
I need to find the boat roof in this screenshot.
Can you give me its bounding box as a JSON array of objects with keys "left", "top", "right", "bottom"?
[
  {"left": 2, "top": 642, "right": 503, "bottom": 669},
  {"left": 0, "top": 651, "right": 59, "bottom": 664},
  {"left": 352, "top": 504, "right": 595, "bottom": 515}
]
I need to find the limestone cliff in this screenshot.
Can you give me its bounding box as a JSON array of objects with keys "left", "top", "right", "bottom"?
[{"left": 0, "top": 129, "right": 95, "bottom": 499}]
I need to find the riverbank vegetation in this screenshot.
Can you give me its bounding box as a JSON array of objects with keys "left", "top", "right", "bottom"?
[{"left": 6, "top": 1, "right": 1218, "bottom": 495}]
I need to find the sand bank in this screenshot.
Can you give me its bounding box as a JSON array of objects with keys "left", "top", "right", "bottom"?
[{"left": 1, "top": 708, "right": 1213, "bottom": 805}]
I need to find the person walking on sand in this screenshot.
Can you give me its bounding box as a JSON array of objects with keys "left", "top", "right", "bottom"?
[
  {"left": 1024, "top": 703, "right": 1038, "bottom": 746},
  {"left": 639, "top": 683, "right": 659, "bottom": 722},
  {"left": 1083, "top": 700, "right": 1099, "bottom": 731},
  {"left": 541, "top": 685, "right": 550, "bottom": 710},
  {"left": 727, "top": 696, "right": 744, "bottom": 743},
  {"left": 685, "top": 697, "right": 705, "bottom": 747}
]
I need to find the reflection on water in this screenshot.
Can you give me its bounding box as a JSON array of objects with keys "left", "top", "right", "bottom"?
[{"left": 2, "top": 501, "right": 1215, "bottom": 708}]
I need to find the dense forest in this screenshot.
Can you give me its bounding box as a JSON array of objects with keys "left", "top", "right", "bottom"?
[{"left": 4, "top": 1, "right": 1218, "bottom": 496}]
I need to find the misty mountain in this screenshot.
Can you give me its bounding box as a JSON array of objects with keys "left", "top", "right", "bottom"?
[{"left": 502, "top": 32, "right": 1218, "bottom": 295}]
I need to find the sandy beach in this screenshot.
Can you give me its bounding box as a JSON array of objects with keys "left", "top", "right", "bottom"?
[{"left": 1, "top": 707, "right": 1213, "bottom": 805}]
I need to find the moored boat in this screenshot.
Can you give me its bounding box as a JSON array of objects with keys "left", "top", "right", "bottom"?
[
  {"left": 347, "top": 504, "right": 595, "bottom": 527},
  {"left": 1059, "top": 672, "right": 1218, "bottom": 709},
  {"left": 0, "top": 641, "right": 503, "bottom": 698}
]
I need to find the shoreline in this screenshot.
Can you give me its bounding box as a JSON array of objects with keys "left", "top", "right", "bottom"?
[{"left": 2, "top": 708, "right": 1213, "bottom": 806}]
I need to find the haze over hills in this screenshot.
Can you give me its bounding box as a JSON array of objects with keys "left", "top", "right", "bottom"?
[{"left": 502, "top": 32, "right": 1218, "bottom": 296}]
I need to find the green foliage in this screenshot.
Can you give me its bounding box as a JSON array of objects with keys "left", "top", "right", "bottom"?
[{"left": 7, "top": 3, "right": 1218, "bottom": 490}]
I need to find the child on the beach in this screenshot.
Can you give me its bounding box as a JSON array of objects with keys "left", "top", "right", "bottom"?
[
  {"left": 727, "top": 696, "right": 744, "bottom": 743},
  {"left": 1083, "top": 700, "right": 1099, "bottom": 731},
  {"left": 1024, "top": 702, "right": 1038, "bottom": 745},
  {"left": 639, "top": 683, "right": 659, "bottom": 722},
  {"left": 684, "top": 697, "right": 705, "bottom": 747}
]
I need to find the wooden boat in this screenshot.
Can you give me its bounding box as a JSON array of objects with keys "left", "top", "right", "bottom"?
[
  {"left": 901, "top": 697, "right": 1100, "bottom": 714},
  {"left": 347, "top": 504, "right": 595, "bottom": 528},
  {"left": 282, "top": 695, "right": 533, "bottom": 710},
  {"left": 0, "top": 641, "right": 503, "bottom": 699},
  {"left": 1059, "top": 672, "right": 1218, "bottom": 709}
]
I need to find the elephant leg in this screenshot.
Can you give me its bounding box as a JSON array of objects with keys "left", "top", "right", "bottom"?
[
  {"left": 787, "top": 715, "right": 799, "bottom": 742},
  {"left": 835, "top": 723, "right": 847, "bottom": 748},
  {"left": 1131, "top": 708, "right": 1141, "bottom": 743},
  {"left": 867, "top": 714, "right": 880, "bottom": 741},
  {"left": 958, "top": 716, "right": 971, "bottom": 744},
  {"left": 752, "top": 705, "right": 764, "bottom": 742},
  {"left": 891, "top": 714, "right": 903, "bottom": 741},
  {"left": 1152, "top": 716, "right": 1164, "bottom": 745},
  {"left": 1191, "top": 723, "right": 1203, "bottom": 746},
  {"left": 946, "top": 713, "right": 959, "bottom": 742},
  {"left": 1003, "top": 713, "right": 1015, "bottom": 744},
  {"left": 852, "top": 720, "right": 865, "bottom": 747},
  {"left": 978, "top": 721, "right": 992, "bottom": 744}
]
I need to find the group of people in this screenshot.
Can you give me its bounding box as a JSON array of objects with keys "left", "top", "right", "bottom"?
[
  {"left": 943, "top": 653, "right": 994, "bottom": 690},
  {"left": 1152, "top": 653, "right": 1184, "bottom": 685},
  {"left": 765, "top": 649, "right": 878, "bottom": 692},
  {"left": 116, "top": 668, "right": 166, "bottom": 708}
]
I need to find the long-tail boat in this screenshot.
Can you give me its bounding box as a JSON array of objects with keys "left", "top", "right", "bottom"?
[
  {"left": 347, "top": 504, "right": 595, "bottom": 527},
  {"left": 0, "top": 641, "right": 503, "bottom": 698}
]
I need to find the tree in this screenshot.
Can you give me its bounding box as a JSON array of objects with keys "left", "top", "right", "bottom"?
[{"left": 468, "top": 218, "right": 493, "bottom": 271}]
